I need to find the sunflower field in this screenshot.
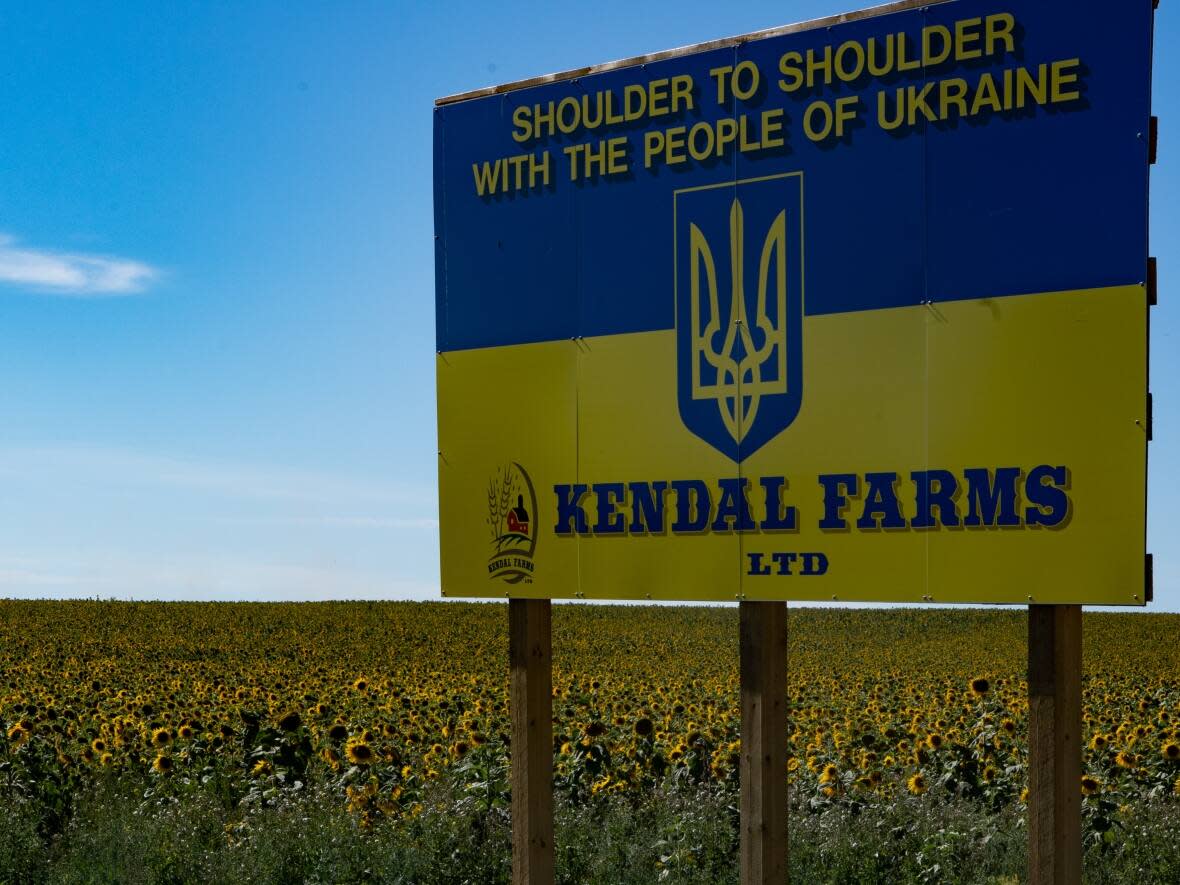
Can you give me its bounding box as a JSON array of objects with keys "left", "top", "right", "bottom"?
[{"left": 1, "top": 600, "right": 1179, "bottom": 883}]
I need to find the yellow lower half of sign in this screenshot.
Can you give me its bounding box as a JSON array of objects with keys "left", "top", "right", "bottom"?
[{"left": 437, "top": 285, "right": 1147, "bottom": 605}]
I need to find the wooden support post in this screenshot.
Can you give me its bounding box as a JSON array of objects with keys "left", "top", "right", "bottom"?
[
  {"left": 1028, "top": 604, "right": 1083, "bottom": 885},
  {"left": 509, "top": 598, "right": 554, "bottom": 885},
  {"left": 739, "top": 601, "right": 788, "bottom": 884}
]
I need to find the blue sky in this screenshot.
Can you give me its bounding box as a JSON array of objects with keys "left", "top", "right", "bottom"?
[{"left": 0, "top": 1, "right": 1175, "bottom": 609}]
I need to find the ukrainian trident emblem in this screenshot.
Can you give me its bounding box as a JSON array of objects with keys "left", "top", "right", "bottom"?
[{"left": 676, "top": 174, "right": 804, "bottom": 461}]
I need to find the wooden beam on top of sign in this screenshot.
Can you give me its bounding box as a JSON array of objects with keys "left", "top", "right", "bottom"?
[
  {"left": 434, "top": 0, "right": 952, "bottom": 106},
  {"left": 1027, "top": 605, "right": 1083, "bottom": 885},
  {"left": 509, "top": 599, "right": 554, "bottom": 885},
  {"left": 739, "top": 601, "right": 788, "bottom": 885}
]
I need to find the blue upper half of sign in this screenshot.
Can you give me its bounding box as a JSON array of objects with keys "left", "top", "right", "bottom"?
[{"left": 434, "top": 0, "right": 1153, "bottom": 353}]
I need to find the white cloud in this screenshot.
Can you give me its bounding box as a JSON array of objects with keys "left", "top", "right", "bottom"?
[{"left": 0, "top": 233, "right": 157, "bottom": 295}]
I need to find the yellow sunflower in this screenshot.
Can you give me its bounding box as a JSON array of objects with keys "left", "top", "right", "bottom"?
[{"left": 346, "top": 740, "right": 375, "bottom": 765}]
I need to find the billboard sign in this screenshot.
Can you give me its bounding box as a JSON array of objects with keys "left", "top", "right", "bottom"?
[{"left": 433, "top": 0, "right": 1153, "bottom": 605}]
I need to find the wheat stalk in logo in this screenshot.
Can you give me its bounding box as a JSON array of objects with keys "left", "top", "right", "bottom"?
[
  {"left": 487, "top": 465, "right": 525, "bottom": 552},
  {"left": 690, "top": 198, "right": 788, "bottom": 444}
]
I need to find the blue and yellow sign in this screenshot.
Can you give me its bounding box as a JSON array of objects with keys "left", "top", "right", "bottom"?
[{"left": 433, "top": 0, "right": 1153, "bottom": 605}]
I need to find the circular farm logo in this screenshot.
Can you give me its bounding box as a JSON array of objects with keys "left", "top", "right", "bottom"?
[{"left": 486, "top": 462, "right": 537, "bottom": 583}]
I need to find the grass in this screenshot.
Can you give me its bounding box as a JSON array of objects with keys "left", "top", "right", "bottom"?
[{"left": 2, "top": 776, "right": 1179, "bottom": 883}]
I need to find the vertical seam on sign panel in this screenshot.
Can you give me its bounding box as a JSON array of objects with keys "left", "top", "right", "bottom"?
[
  {"left": 574, "top": 100, "right": 583, "bottom": 603},
  {"left": 438, "top": 107, "right": 449, "bottom": 350},
  {"left": 434, "top": 107, "right": 448, "bottom": 596},
  {"left": 731, "top": 43, "right": 743, "bottom": 585},
  {"left": 674, "top": 186, "right": 685, "bottom": 492},
  {"left": 732, "top": 41, "right": 744, "bottom": 600},
  {"left": 575, "top": 333, "right": 582, "bottom": 601},
  {"left": 920, "top": 5, "right": 931, "bottom": 606},
  {"left": 1145, "top": 2, "right": 1155, "bottom": 606}
]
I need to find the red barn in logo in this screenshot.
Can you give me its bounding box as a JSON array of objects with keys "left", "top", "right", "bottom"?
[{"left": 507, "top": 495, "right": 530, "bottom": 537}]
